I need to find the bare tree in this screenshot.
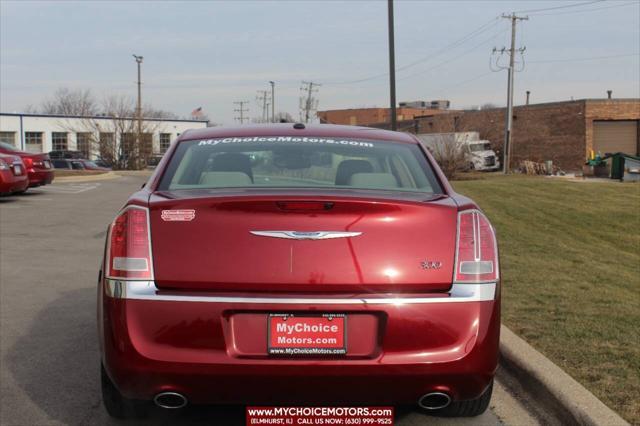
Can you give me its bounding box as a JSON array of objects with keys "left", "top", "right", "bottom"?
[
  {"left": 41, "top": 88, "right": 98, "bottom": 116},
  {"left": 419, "top": 134, "right": 467, "bottom": 179},
  {"left": 22, "top": 104, "right": 39, "bottom": 114},
  {"left": 56, "top": 94, "right": 166, "bottom": 170},
  {"left": 143, "top": 104, "right": 179, "bottom": 120}
]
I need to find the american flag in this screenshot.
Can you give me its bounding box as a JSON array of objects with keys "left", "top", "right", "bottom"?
[{"left": 191, "top": 107, "right": 203, "bottom": 118}]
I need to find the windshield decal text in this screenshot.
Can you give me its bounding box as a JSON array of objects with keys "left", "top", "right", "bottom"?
[{"left": 196, "top": 136, "right": 374, "bottom": 148}]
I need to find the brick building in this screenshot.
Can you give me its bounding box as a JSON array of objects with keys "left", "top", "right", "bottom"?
[
  {"left": 317, "top": 107, "right": 451, "bottom": 126},
  {"left": 371, "top": 99, "right": 640, "bottom": 171}
]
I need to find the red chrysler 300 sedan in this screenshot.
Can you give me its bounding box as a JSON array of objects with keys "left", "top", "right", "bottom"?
[{"left": 98, "top": 124, "right": 500, "bottom": 419}]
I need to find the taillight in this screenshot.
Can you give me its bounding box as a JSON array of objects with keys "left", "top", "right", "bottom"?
[
  {"left": 106, "top": 206, "right": 153, "bottom": 280},
  {"left": 454, "top": 209, "right": 499, "bottom": 283},
  {"left": 22, "top": 157, "right": 33, "bottom": 168}
]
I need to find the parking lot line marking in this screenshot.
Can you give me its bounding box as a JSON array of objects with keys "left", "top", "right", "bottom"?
[{"left": 39, "top": 183, "right": 101, "bottom": 194}]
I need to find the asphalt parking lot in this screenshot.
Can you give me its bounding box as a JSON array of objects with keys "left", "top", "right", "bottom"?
[{"left": 0, "top": 175, "right": 538, "bottom": 426}]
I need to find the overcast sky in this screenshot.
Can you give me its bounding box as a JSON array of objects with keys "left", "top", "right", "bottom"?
[{"left": 1, "top": 0, "right": 638, "bottom": 125}]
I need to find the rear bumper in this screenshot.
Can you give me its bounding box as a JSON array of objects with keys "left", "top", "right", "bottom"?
[
  {"left": 0, "top": 171, "right": 29, "bottom": 194},
  {"left": 27, "top": 169, "right": 54, "bottom": 187},
  {"left": 100, "top": 280, "right": 500, "bottom": 405}
]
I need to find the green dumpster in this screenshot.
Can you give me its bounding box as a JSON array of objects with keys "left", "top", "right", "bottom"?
[
  {"left": 611, "top": 153, "right": 625, "bottom": 180},
  {"left": 605, "top": 152, "right": 640, "bottom": 180}
]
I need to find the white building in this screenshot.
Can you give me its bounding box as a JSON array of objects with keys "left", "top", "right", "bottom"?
[{"left": 0, "top": 112, "right": 208, "bottom": 158}]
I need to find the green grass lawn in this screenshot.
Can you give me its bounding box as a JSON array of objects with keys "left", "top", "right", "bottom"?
[{"left": 452, "top": 175, "right": 640, "bottom": 424}]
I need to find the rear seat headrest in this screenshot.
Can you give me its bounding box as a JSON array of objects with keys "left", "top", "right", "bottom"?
[
  {"left": 199, "top": 171, "right": 252, "bottom": 187},
  {"left": 335, "top": 159, "right": 373, "bottom": 185},
  {"left": 210, "top": 153, "right": 253, "bottom": 182},
  {"left": 349, "top": 173, "right": 398, "bottom": 189}
]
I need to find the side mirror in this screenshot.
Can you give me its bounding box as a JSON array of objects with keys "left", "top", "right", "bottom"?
[{"left": 141, "top": 182, "right": 146, "bottom": 188}]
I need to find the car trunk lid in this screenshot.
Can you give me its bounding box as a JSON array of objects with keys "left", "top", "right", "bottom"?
[{"left": 148, "top": 191, "right": 457, "bottom": 293}]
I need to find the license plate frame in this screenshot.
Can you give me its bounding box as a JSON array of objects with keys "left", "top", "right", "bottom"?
[{"left": 267, "top": 313, "right": 347, "bottom": 356}]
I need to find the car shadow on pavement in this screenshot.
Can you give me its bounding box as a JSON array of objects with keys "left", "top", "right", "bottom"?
[
  {"left": 6, "top": 287, "right": 461, "bottom": 426},
  {"left": 6, "top": 287, "right": 246, "bottom": 426},
  {"left": 7, "top": 287, "right": 102, "bottom": 425},
  {"left": 1, "top": 190, "right": 45, "bottom": 202}
]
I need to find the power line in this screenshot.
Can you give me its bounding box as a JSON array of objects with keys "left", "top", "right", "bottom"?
[
  {"left": 529, "top": 53, "right": 639, "bottom": 63},
  {"left": 325, "top": 16, "right": 501, "bottom": 85},
  {"left": 431, "top": 71, "right": 496, "bottom": 96},
  {"left": 527, "top": 1, "right": 638, "bottom": 16},
  {"left": 513, "top": 0, "right": 602, "bottom": 14},
  {"left": 395, "top": 18, "right": 501, "bottom": 73},
  {"left": 396, "top": 26, "right": 510, "bottom": 82},
  {"left": 233, "top": 101, "right": 249, "bottom": 124}
]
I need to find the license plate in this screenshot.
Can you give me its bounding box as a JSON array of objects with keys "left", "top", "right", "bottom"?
[
  {"left": 13, "top": 165, "right": 23, "bottom": 175},
  {"left": 268, "top": 313, "right": 346, "bottom": 355}
]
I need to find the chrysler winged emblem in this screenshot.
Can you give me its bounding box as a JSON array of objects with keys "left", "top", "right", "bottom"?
[{"left": 250, "top": 231, "right": 362, "bottom": 240}]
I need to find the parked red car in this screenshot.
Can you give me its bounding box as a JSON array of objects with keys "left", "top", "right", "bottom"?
[
  {"left": 98, "top": 124, "right": 500, "bottom": 419},
  {"left": 0, "top": 142, "right": 54, "bottom": 188},
  {"left": 0, "top": 153, "right": 29, "bottom": 195}
]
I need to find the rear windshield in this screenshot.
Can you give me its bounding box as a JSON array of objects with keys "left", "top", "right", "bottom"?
[{"left": 158, "top": 136, "right": 443, "bottom": 194}]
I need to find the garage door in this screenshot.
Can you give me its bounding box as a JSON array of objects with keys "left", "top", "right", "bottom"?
[{"left": 593, "top": 121, "right": 638, "bottom": 155}]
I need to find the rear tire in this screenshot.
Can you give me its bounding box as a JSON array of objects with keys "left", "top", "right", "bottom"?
[
  {"left": 101, "top": 364, "right": 149, "bottom": 419},
  {"left": 432, "top": 380, "right": 493, "bottom": 417}
]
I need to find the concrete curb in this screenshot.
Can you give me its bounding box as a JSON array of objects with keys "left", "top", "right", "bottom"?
[
  {"left": 54, "top": 172, "right": 119, "bottom": 183},
  {"left": 499, "top": 325, "right": 629, "bottom": 426}
]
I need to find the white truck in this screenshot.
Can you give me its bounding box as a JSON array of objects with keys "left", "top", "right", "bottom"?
[{"left": 416, "top": 132, "right": 501, "bottom": 172}]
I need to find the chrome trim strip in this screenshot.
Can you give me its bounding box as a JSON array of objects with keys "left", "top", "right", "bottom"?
[
  {"left": 250, "top": 231, "right": 362, "bottom": 240},
  {"left": 105, "top": 280, "right": 496, "bottom": 304}
]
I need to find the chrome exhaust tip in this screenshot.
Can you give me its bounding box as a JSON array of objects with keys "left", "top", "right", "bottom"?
[
  {"left": 418, "top": 392, "right": 451, "bottom": 410},
  {"left": 154, "top": 392, "right": 188, "bottom": 409}
]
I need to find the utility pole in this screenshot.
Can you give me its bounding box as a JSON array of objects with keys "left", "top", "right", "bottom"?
[
  {"left": 132, "top": 54, "right": 143, "bottom": 168},
  {"left": 233, "top": 101, "right": 249, "bottom": 124},
  {"left": 387, "top": 0, "right": 397, "bottom": 131},
  {"left": 300, "top": 81, "right": 321, "bottom": 123},
  {"left": 496, "top": 13, "right": 528, "bottom": 174},
  {"left": 269, "top": 81, "right": 275, "bottom": 123},
  {"left": 256, "top": 90, "right": 270, "bottom": 123}
]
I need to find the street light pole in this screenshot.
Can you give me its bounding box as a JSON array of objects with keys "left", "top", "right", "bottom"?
[
  {"left": 269, "top": 81, "right": 275, "bottom": 123},
  {"left": 132, "top": 54, "right": 143, "bottom": 169},
  {"left": 387, "top": 0, "right": 397, "bottom": 131}
]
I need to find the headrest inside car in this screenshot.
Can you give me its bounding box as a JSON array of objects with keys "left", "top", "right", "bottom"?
[
  {"left": 199, "top": 172, "right": 252, "bottom": 187},
  {"left": 349, "top": 173, "right": 398, "bottom": 189},
  {"left": 335, "top": 159, "right": 373, "bottom": 185},
  {"left": 210, "top": 153, "right": 254, "bottom": 182}
]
